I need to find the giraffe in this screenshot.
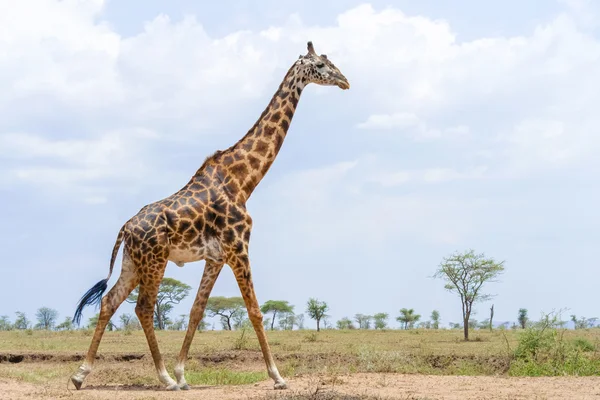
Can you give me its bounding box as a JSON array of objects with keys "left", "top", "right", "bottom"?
[{"left": 70, "top": 41, "right": 349, "bottom": 391}]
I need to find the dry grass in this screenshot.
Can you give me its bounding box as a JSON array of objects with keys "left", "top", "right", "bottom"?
[
  {"left": 0, "top": 328, "right": 598, "bottom": 388},
  {"left": 0, "top": 328, "right": 529, "bottom": 356}
]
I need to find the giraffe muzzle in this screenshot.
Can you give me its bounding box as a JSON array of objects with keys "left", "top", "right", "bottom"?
[{"left": 336, "top": 78, "right": 350, "bottom": 90}]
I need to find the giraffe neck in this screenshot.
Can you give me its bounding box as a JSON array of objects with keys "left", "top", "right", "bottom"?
[{"left": 218, "top": 64, "right": 305, "bottom": 202}]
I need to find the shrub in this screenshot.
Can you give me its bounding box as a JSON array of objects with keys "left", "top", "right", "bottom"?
[
  {"left": 572, "top": 338, "right": 595, "bottom": 352},
  {"left": 233, "top": 326, "right": 250, "bottom": 350},
  {"left": 509, "top": 311, "right": 600, "bottom": 376}
]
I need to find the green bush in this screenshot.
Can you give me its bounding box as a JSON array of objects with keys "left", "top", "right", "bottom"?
[
  {"left": 509, "top": 311, "right": 600, "bottom": 376},
  {"left": 572, "top": 338, "right": 595, "bottom": 352}
]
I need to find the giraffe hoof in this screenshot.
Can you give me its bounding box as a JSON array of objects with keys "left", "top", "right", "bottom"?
[
  {"left": 274, "top": 381, "right": 288, "bottom": 390},
  {"left": 71, "top": 376, "right": 83, "bottom": 390},
  {"left": 179, "top": 383, "right": 190, "bottom": 390},
  {"left": 166, "top": 383, "right": 181, "bottom": 391}
]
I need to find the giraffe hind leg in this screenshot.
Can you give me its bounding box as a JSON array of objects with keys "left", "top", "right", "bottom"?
[
  {"left": 71, "top": 250, "right": 139, "bottom": 389},
  {"left": 135, "top": 263, "right": 179, "bottom": 390}
]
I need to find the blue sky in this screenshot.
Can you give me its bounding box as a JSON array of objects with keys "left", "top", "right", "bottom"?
[{"left": 1, "top": 0, "right": 599, "bottom": 329}]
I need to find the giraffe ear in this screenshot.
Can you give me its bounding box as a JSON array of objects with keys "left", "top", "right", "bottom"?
[
  {"left": 307, "top": 41, "right": 316, "bottom": 55},
  {"left": 321, "top": 54, "right": 327, "bottom": 59}
]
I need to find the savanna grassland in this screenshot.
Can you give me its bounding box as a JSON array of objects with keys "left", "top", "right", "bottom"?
[{"left": 1, "top": 328, "right": 600, "bottom": 399}]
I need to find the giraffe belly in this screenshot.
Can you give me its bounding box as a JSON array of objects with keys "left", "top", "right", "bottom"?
[
  {"left": 168, "top": 246, "right": 204, "bottom": 267},
  {"left": 167, "top": 238, "right": 223, "bottom": 267}
]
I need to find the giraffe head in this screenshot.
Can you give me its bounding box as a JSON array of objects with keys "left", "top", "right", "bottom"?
[{"left": 297, "top": 41, "right": 350, "bottom": 90}]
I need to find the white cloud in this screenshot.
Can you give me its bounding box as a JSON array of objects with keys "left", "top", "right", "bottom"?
[
  {"left": 373, "top": 165, "right": 488, "bottom": 187},
  {"left": 0, "top": 129, "right": 153, "bottom": 162},
  {"left": 506, "top": 119, "right": 570, "bottom": 160},
  {"left": 357, "top": 112, "right": 471, "bottom": 141},
  {"left": 255, "top": 157, "right": 491, "bottom": 252},
  {"left": 0, "top": 0, "right": 121, "bottom": 109},
  {"left": 260, "top": 164, "right": 482, "bottom": 251},
  {"left": 1, "top": 0, "right": 599, "bottom": 199},
  {"left": 558, "top": 0, "right": 599, "bottom": 28},
  {"left": 0, "top": 129, "right": 158, "bottom": 198},
  {"left": 357, "top": 113, "right": 420, "bottom": 130}
]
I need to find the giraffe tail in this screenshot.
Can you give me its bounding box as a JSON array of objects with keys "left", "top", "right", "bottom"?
[{"left": 72, "top": 224, "right": 126, "bottom": 325}]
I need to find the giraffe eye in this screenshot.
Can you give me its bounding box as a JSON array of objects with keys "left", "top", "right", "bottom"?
[{"left": 316, "top": 63, "right": 325, "bottom": 68}]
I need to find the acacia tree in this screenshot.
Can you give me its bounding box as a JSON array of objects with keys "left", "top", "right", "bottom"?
[
  {"left": 478, "top": 319, "right": 490, "bottom": 329},
  {"left": 373, "top": 313, "right": 389, "bottom": 330},
  {"left": 518, "top": 308, "right": 528, "bottom": 329},
  {"left": 434, "top": 249, "right": 505, "bottom": 340},
  {"left": 306, "top": 298, "right": 328, "bottom": 332},
  {"left": 170, "top": 314, "right": 189, "bottom": 331},
  {"left": 278, "top": 313, "right": 297, "bottom": 330},
  {"left": 14, "top": 311, "right": 30, "bottom": 330},
  {"left": 120, "top": 313, "right": 133, "bottom": 330},
  {"left": 396, "top": 308, "right": 420, "bottom": 329},
  {"left": 127, "top": 277, "right": 191, "bottom": 330},
  {"left": 354, "top": 314, "right": 373, "bottom": 329},
  {"left": 232, "top": 310, "right": 249, "bottom": 330},
  {"left": 430, "top": 310, "right": 441, "bottom": 329},
  {"left": 119, "top": 313, "right": 142, "bottom": 330},
  {"left": 197, "top": 316, "right": 209, "bottom": 331},
  {"left": 35, "top": 307, "right": 59, "bottom": 330},
  {"left": 88, "top": 313, "right": 116, "bottom": 331},
  {"left": 0, "top": 316, "right": 12, "bottom": 331},
  {"left": 56, "top": 316, "right": 74, "bottom": 331},
  {"left": 206, "top": 296, "right": 246, "bottom": 330},
  {"left": 157, "top": 304, "right": 176, "bottom": 329},
  {"left": 336, "top": 317, "right": 355, "bottom": 330},
  {"left": 261, "top": 300, "right": 294, "bottom": 331},
  {"left": 468, "top": 319, "right": 478, "bottom": 330},
  {"left": 87, "top": 314, "right": 98, "bottom": 329},
  {"left": 571, "top": 315, "right": 598, "bottom": 329},
  {"left": 295, "top": 314, "right": 305, "bottom": 330},
  {"left": 418, "top": 321, "right": 432, "bottom": 329}
]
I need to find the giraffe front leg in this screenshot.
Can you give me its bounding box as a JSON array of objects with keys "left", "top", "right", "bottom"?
[
  {"left": 230, "top": 255, "right": 287, "bottom": 390},
  {"left": 175, "top": 261, "right": 224, "bottom": 390}
]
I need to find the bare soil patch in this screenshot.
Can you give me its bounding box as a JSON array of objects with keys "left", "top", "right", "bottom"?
[
  {"left": 0, "top": 352, "right": 144, "bottom": 363},
  {"left": 2, "top": 373, "right": 600, "bottom": 400}
]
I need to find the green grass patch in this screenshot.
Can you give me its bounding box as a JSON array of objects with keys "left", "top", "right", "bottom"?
[{"left": 184, "top": 367, "right": 267, "bottom": 385}]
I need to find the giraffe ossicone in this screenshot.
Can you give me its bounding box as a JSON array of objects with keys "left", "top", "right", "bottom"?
[{"left": 70, "top": 40, "right": 349, "bottom": 391}]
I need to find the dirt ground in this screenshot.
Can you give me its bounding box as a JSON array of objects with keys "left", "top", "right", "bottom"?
[{"left": 1, "top": 374, "right": 600, "bottom": 400}]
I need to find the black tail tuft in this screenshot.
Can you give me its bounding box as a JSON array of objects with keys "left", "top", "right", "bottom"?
[{"left": 72, "top": 279, "right": 108, "bottom": 326}]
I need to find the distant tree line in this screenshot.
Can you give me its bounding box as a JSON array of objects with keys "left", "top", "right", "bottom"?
[
  {"left": 2, "top": 301, "right": 595, "bottom": 334},
  {"left": 1, "top": 250, "right": 597, "bottom": 336}
]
